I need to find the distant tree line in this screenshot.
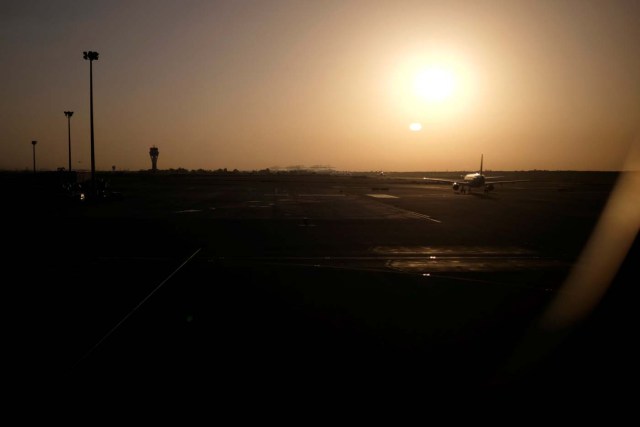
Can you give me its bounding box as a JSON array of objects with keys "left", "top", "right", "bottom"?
[{"left": 139, "top": 167, "right": 346, "bottom": 176}]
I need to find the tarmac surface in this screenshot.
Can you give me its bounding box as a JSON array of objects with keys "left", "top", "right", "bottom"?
[{"left": 4, "top": 171, "right": 637, "bottom": 397}]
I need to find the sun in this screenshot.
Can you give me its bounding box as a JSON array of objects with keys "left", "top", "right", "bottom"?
[
  {"left": 391, "top": 53, "right": 474, "bottom": 124},
  {"left": 413, "top": 66, "right": 456, "bottom": 102}
]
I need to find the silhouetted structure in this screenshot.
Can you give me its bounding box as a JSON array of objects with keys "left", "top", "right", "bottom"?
[
  {"left": 64, "top": 111, "right": 74, "bottom": 171},
  {"left": 83, "top": 50, "right": 99, "bottom": 191},
  {"left": 31, "top": 140, "right": 37, "bottom": 173},
  {"left": 150, "top": 146, "right": 159, "bottom": 172}
]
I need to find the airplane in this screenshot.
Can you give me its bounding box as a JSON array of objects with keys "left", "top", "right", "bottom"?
[{"left": 422, "top": 155, "right": 529, "bottom": 194}]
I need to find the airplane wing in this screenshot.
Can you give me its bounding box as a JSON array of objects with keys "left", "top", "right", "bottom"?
[
  {"left": 484, "top": 179, "right": 530, "bottom": 185},
  {"left": 421, "top": 177, "right": 460, "bottom": 184},
  {"left": 421, "top": 177, "right": 529, "bottom": 185}
]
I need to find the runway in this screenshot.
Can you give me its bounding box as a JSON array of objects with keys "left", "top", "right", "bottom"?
[{"left": 4, "top": 171, "right": 635, "bottom": 393}]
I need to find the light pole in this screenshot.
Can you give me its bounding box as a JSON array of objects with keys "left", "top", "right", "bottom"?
[
  {"left": 83, "top": 50, "right": 99, "bottom": 192},
  {"left": 31, "top": 140, "right": 37, "bottom": 173},
  {"left": 64, "top": 111, "right": 73, "bottom": 172}
]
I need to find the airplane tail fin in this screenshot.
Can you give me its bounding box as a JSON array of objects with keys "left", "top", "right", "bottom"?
[{"left": 480, "top": 154, "right": 483, "bottom": 174}]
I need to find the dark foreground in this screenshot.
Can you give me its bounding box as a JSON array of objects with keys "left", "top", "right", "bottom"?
[{"left": 4, "top": 171, "right": 638, "bottom": 398}]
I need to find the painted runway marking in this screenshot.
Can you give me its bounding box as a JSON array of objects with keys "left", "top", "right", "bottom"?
[
  {"left": 366, "top": 194, "right": 398, "bottom": 199},
  {"left": 299, "top": 194, "right": 346, "bottom": 197},
  {"left": 372, "top": 245, "right": 535, "bottom": 255},
  {"left": 386, "top": 205, "right": 442, "bottom": 222},
  {"left": 365, "top": 195, "right": 442, "bottom": 222},
  {"left": 73, "top": 248, "right": 202, "bottom": 369},
  {"left": 403, "top": 211, "right": 442, "bottom": 222}
]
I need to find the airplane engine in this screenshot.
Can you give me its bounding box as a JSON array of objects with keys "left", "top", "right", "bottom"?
[
  {"left": 452, "top": 183, "right": 460, "bottom": 192},
  {"left": 485, "top": 183, "right": 494, "bottom": 192}
]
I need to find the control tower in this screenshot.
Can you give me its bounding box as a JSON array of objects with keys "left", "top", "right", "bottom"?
[{"left": 149, "top": 146, "right": 159, "bottom": 171}]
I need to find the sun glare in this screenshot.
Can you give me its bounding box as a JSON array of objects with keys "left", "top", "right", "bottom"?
[
  {"left": 409, "top": 122, "right": 422, "bottom": 131},
  {"left": 414, "top": 67, "right": 455, "bottom": 102},
  {"left": 391, "top": 53, "right": 475, "bottom": 125}
]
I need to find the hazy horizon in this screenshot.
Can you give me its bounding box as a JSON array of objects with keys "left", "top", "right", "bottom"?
[
  {"left": 1, "top": 165, "right": 631, "bottom": 174},
  {"left": 2, "top": 1, "right": 639, "bottom": 172}
]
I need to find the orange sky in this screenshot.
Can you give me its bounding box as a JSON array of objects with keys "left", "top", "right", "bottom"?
[{"left": 1, "top": 0, "right": 639, "bottom": 172}]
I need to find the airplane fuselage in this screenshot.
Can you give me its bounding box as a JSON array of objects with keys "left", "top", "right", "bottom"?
[
  {"left": 462, "top": 173, "right": 485, "bottom": 187},
  {"left": 453, "top": 172, "right": 493, "bottom": 193}
]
